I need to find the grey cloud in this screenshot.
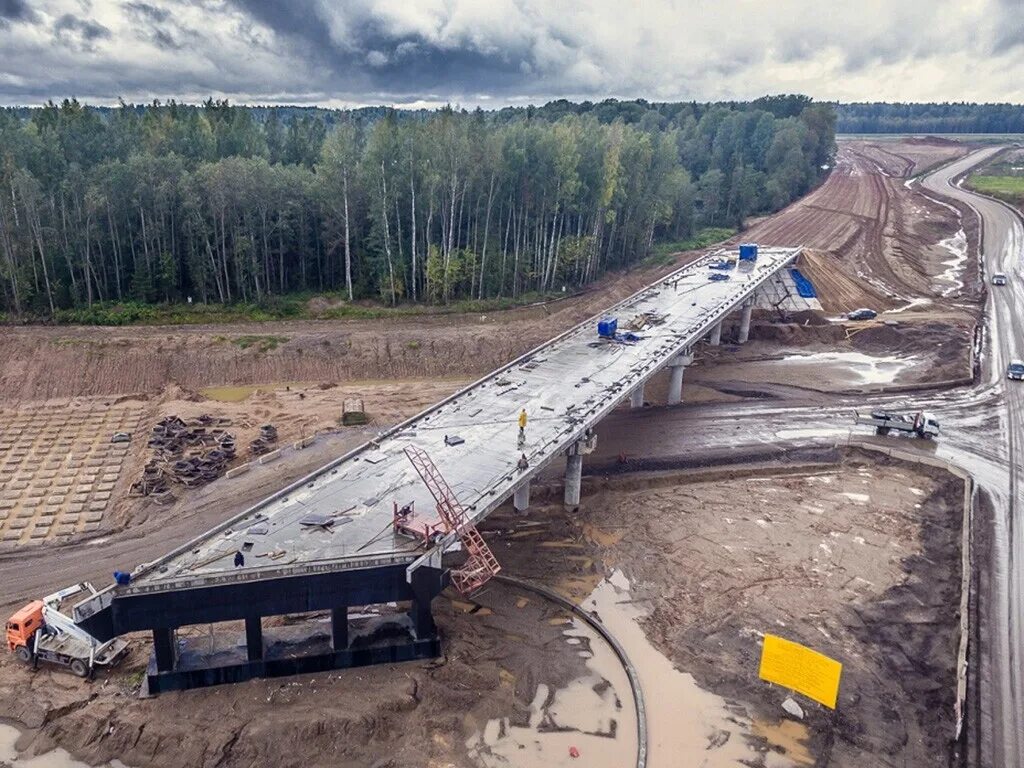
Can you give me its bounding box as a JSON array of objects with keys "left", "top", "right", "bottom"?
[
  {"left": 125, "top": 2, "right": 188, "bottom": 49},
  {"left": 54, "top": 13, "right": 112, "bottom": 50},
  {"left": 0, "top": 0, "right": 38, "bottom": 26},
  {"left": 226, "top": 0, "right": 578, "bottom": 96},
  {"left": 991, "top": 0, "right": 1024, "bottom": 53},
  {"left": 0, "top": 0, "right": 1022, "bottom": 106},
  {"left": 126, "top": 2, "right": 171, "bottom": 23}
]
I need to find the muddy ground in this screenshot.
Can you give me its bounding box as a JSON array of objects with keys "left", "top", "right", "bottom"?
[
  {"left": 0, "top": 451, "right": 962, "bottom": 768},
  {"left": 0, "top": 137, "right": 977, "bottom": 767}
]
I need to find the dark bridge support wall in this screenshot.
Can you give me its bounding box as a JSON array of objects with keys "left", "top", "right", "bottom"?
[
  {"left": 245, "top": 617, "right": 263, "bottom": 662},
  {"left": 152, "top": 627, "right": 176, "bottom": 673},
  {"left": 133, "top": 564, "right": 449, "bottom": 694},
  {"left": 331, "top": 607, "right": 348, "bottom": 650}
]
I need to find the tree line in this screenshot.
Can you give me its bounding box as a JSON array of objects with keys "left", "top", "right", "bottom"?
[
  {"left": 0, "top": 97, "right": 835, "bottom": 317},
  {"left": 837, "top": 102, "right": 1024, "bottom": 134}
]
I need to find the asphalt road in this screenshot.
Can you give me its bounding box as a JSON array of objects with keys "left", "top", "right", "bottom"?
[{"left": 920, "top": 149, "right": 1024, "bottom": 768}]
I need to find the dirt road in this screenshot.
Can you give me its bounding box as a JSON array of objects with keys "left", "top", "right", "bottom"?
[{"left": 748, "top": 140, "right": 977, "bottom": 314}]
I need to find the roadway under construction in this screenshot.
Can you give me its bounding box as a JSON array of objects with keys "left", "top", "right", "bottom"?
[{"left": 72, "top": 245, "right": 804, "bottom": 693}]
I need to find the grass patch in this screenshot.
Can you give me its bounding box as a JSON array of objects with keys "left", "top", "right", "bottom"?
[
  {"left": 965, "top": 175, "right": 1024, "bottom": 206},
  {"left": 24, "top": 289, "right": 568, "bottom": 327},
  {"left": 647, "top": 227, "right": 737, "bottom": 266},
  {"left": 232, "top": 335, "right": 288, "bottom": 352}
]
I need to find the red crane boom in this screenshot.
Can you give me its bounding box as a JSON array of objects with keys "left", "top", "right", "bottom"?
[{"left": 404, "top": 445, "right": 501, "bottom": 594}]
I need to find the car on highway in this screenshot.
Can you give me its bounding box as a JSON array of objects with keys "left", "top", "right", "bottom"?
[
  {"left": 1008, "top": 360, "right": 1024, "bottom": 381},
  {"left": 992, "top": 272, "right": 1008, "bottom": 286},
  {"left": 847, "top": 308, "right": 877, "bottom": 321}
]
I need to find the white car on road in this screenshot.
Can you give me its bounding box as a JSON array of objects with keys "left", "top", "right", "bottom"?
[
  {"left": 992, "top": 272, "right": 1008, "bottom": 286},
  {"left": 1008, "top": 360, "right": 1024, "bottom": 381}
]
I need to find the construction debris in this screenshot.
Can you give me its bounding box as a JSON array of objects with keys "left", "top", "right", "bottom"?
[
  {"left": 341, "top": 399, "right": 368, "bottom": 426},
  {"left": 129, "top": 414, "right": 237, "bottom": 497},
  {"left": 622, "top": 311, "right": 668, "bottom": 332},
  {"left": 249, "top": 424, "right": 278, "bottom": 457}
]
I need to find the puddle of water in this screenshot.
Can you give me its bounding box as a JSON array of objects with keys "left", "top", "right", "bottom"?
[
  {"left": 766, "top": 351, "right": 915, "bottom": 385},
  {"left": 0, "top": 725, "right": 129, "bottom": 768},
  {"left": 470, "top": 572, "right": 813, "bottom": 767},
  {"left": 885, "top": 297, "right": 932, "bottom": 314},
  {"left": 937, "top": 228, "right": 968, "bottom": 297},
  {"left": 466, "top": 609, "right": 638, "bottom": 767},
  {"left": 751, "top": 719, "right": 815, "bottom": 766}
]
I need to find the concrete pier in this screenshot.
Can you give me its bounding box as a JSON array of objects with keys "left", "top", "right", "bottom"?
[
  {"left": 709, "top": 322, "right": 722, "bottom": 346},
  {"left": 630, "top": 384, "right": 645, "bottom": 409},
  {"left": 666, "top": 352, "right": 693, "bottom": 406},
  {"left": 738, "top": 300, "right": 754, "bottom": 344},
  {"left": 564, "top": 448, "right": 583, "bottom": 507},
  {"left": 513, "top": 482, "right": 530, "bottom": 512}
]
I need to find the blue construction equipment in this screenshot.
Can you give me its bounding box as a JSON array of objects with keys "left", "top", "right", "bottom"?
[
  {"left": 708, "top": 273, "right": 730, "bottom": 282},
  {"left": 597, "top": 317, "right": 618, "bottom": 338},
  {"left": 739, "top": 243, "right": 759, "bottom": 261}
]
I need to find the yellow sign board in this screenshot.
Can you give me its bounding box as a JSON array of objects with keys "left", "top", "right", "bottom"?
[{"left": 759, "top": 634, "right": 842, "bottom": 709}]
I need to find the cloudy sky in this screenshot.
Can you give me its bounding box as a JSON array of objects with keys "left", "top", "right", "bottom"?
[{"left": 0, "top": 0, "right": 1021, "bottom": 107}]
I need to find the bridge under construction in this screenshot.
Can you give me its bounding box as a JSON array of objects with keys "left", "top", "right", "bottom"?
[{"left": 72, "top": 244, "right": 804, "bottom": 693}]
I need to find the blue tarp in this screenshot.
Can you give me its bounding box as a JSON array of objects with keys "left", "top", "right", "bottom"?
[{"left": 790, "top": 268, "right": 817, "bottom": 299}]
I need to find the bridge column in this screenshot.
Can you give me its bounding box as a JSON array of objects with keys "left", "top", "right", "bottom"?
[
  {"left": 738, "top": 298, "right": 755, "bottom": 344},
  {"left": 709, "top": 322, "right": 722, "bottom": 346},
  {"left": 629, "top": 384, "right": 645, "bottom": 409},
  {"left": 513, "top": 482, "right": 530, "bottom": 512},
  {"left": 152, "top": 627, "right": 176, "bottom": 673},
  {"left": 331, "top": 607, "right": 348, "bottom": 650},
  {"left": 564, "top": 442, "right": 584, "bottom": 508},
  {"left": 245, "top": 616, "right": 263, "bottom": 662},
  {"left": 666, "top": 352, "right": 694, "bottom": 406},
  {"left": 409, "top": 565, "right": 444, "bottom": 640}
]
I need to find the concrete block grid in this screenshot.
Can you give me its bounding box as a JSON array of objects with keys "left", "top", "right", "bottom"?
[{"left": 0, "top": 400, "right": 145, "bottom": 547}]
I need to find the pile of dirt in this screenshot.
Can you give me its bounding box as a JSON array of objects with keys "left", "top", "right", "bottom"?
[{"left": 745, "top": 141, "right": 980, "bottom": 316}]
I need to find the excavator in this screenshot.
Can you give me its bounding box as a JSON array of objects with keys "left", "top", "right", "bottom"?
[{"left": 6, "top": 583, "right": 130, "bottom": 678}]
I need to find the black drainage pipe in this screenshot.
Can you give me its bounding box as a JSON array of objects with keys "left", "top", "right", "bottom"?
[{"left": 493, "top": 574, "right": 648, "bottom": 768}]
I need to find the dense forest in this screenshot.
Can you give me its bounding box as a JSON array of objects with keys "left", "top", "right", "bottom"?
[
  {"left": 0, "top": 96, "right": 835, "bottom": 318},
  {"left": 837, "top": 103, "right": 1024, "bottom": 134}
]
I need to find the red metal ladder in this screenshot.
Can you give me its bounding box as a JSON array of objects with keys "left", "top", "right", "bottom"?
[{"left": 404, "top": 445, "right": 501, "bottom": 594}]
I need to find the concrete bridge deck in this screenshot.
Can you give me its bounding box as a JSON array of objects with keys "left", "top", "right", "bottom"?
[
  {"left": 70, "top": 244, "right": 800, "bottom": 691},
  {"left": 100, "top": 246, "right": 800, "bottom": 598}
]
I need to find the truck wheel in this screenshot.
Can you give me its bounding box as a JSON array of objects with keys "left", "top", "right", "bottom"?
[
  {"left": 14, "top": 646, "right": 32, "bottom": 664},
  {"left": 69, "top": 659, "right": 89, "bottom": 678}
]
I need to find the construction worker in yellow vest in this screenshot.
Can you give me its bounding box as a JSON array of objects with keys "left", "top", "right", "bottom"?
[{"left": 518, "top": 408, "right": 527, "bottom": 445}]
